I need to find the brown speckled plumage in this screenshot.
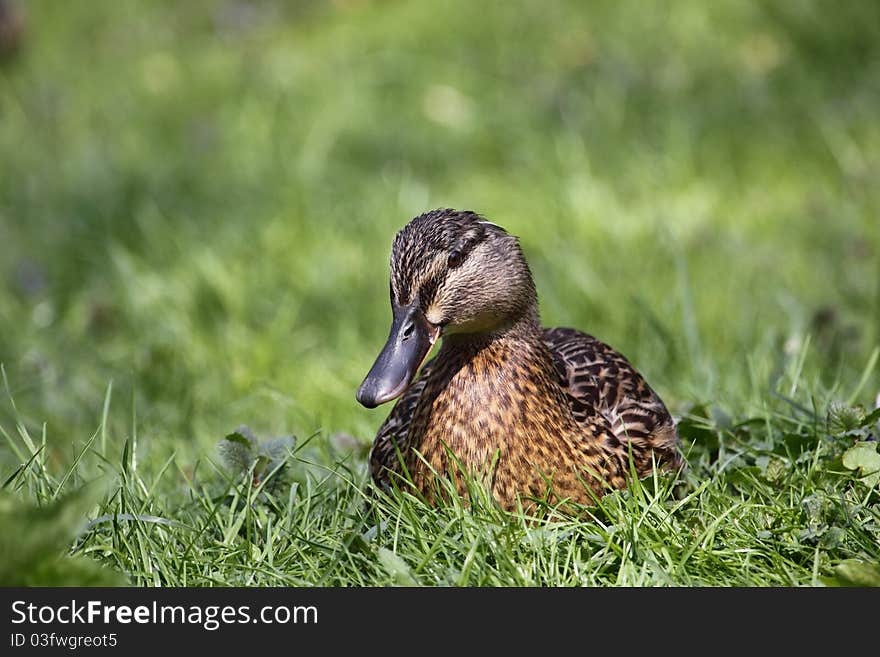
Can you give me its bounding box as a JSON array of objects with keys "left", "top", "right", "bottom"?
[{"left": 362, "top": 209, "right": 683, "bottom": 512}]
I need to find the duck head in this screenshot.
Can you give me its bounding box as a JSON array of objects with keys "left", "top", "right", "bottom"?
[{"left": 356, "top": 208, "right": 537, "bottom": 408}]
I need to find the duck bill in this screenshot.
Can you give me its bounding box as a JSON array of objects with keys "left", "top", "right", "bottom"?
[{"left": 356, "top": 304, "right": 440, "bottom": 408}]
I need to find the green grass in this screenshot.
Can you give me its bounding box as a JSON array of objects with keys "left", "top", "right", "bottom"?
[{"left": 1, "top": 0, "right": 879, "bottom": 586}]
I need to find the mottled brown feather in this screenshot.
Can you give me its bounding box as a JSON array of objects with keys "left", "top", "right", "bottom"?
[
  {"left": 543, "top": 327, "right": 683, "bottom": 476},
  {"left": 365, "top": 210, "right": 683, "bottom": 512}
]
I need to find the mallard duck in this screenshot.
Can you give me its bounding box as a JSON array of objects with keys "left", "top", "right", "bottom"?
[{"left": 357, "top": 209, "right": 682, "bottom": 511}]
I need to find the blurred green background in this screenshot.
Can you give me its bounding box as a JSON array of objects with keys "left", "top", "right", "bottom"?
[{"left": 1, "top": 0, "right": 878, "bottom": 476}]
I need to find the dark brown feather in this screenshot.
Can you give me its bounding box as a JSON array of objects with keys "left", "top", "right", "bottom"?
[{"left": 543, "top": 327, "right": 683, "bottom": 476}]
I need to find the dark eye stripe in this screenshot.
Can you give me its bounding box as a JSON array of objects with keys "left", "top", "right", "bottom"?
[{"left": 447, "top": 227, "right": 485, "bottom": 266}]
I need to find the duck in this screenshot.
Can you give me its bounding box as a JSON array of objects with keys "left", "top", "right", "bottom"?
[{"left": 357, "top": 209, "right": 683, "bottom": 512}]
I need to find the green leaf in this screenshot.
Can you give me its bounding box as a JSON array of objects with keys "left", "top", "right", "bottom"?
[
  {"left": 773, "top": 432, "right": 816, "bottom": 457},
  {"left": 860, "top": 407, "right": 880, "bottom": 429},
  {"left": 725, "top": 466, "right": 763, "bottom": 489},
  {"left": 822, "top": 560, "right": 880, "bottom": 587},
  {"left": 676, "top": 417, "right": 718, "bottom": 449},
  {"left": 377, "top": 548, "right": 418, "bottom": 586},
  {"left": 763, "top": 457, "right": 788, "bottom": 482},
  {"left": 223, "top": 431, "right": 254, "bottom": 447},
  {"left": 0, "top": 487, "right": 125, "bottom": 586},
  {"left": 841, "top": 442, "right": 880, "bottom": 488}
]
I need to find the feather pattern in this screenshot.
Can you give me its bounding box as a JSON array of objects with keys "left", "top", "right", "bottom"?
[
  {"left": 362, "top": 209, "right": 683, "bottom": 512},
  {"left": 543, "top": 327, "right": 683, "bottom": 476}
]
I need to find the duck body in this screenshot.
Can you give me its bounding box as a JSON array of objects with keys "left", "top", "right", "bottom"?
[{"left": 358, "top": 209, "right": 682, "bottom": 511}]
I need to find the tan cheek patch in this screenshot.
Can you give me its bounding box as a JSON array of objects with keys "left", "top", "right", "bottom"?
[
  {"left": 419, "top": 257, "right": 454, "bottom": 322},
  {"left": 424, "top": 263, "right": 480, "bottom": 326},
  {"left": 425, "top": 303, "right": 444, "bottom": 325},
  {"left": 443, "top": 311, "right": 504, "bottom": 335}
]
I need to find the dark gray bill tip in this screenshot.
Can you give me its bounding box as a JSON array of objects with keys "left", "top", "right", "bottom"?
[
  {"left": 356, "top": 377, "right": 408, "bottom": 409},
  {"left": 355, "top": 385, "right": 378, "bottom": 409}
]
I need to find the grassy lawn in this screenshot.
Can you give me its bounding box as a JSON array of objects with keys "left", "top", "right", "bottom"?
[{"left": 1, "top": 0, "right": 879, "bottom": 586}]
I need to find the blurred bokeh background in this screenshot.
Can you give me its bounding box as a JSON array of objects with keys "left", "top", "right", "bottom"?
[{"left": 1, "top": 0, "right": 878, "bottom": 472}]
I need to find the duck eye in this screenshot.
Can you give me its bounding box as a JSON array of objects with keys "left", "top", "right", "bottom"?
[{"left": 447, "top": 249, "right": 464, "bottom": 268}]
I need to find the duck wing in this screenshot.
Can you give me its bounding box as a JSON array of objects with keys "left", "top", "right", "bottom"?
[{"left": 543, "top": 327, "right": 683, "bottom": 474}]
